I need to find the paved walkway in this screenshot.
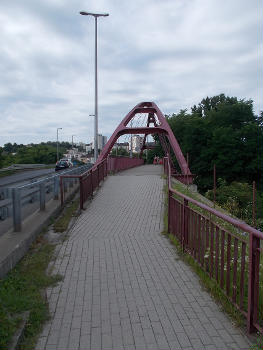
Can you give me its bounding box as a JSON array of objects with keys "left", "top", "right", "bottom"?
[{"left": 36, "top": 165, "right": 251, "bottom": 350}]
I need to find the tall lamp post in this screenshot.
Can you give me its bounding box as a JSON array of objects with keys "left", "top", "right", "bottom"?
[
  {"left": 89, "top": 114, "right": 95, "bottom": 159},
  {"left": 80, "top": 11, "right": 109, "bottom": 162},
  {"left": 56, "top": 127, "right": 62, "bottom": 162},
  {"left": 72, "top": 134, "right": 76, "bottom": 161},
  {"left": 72, "top": 135, "right": 76, "bottom": 149}
]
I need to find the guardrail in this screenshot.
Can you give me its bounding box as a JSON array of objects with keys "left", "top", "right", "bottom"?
[
  {"left": 164, "top": 157, "right": 263, "bottom": 334},
  {"left": 60, "top": 159, "right": 107, "bottom": 210},
  {"left": 0, "top": 164, "right": 92, "bottom": 233},
  {"left": 60, "top": 156, "right": 144, "bottom": 210},
  {"left": 0, "top": 164, "right": 48, "bottom": 172}
]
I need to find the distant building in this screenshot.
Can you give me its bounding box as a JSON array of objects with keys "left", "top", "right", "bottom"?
[
  {"left": 92, "top": 135, "right": 107, "bottom": 151},
  {"left": 77, "top": 142, "right": 85, "bottom": 151},
  {"left": 97, "top": 134, "right": 107, "bottom": 150},
  {"left": 129, "top": 135, "right": 143, "bottom": 153},
  {"left": 86, "top": 143, "right": 92, "bottom": 153}
]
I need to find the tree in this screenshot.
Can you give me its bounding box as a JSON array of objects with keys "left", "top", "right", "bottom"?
[
  {"left": 110, "top": 147, "right": 129, "bottom": 157},
  {"left": 157, "top": 94, "right": 262, "bottom": 193},
  {"left": 0, "top": 142, "right": 70, "bottom": 168}
]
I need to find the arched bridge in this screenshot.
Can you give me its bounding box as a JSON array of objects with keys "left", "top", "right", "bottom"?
[{"left": 97, "top": 101, "right": 194, "bottom": 184}]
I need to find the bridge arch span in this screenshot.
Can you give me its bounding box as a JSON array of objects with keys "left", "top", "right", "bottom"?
[{"left": 97, "top": 102, "right": 193, "bottom": 183}]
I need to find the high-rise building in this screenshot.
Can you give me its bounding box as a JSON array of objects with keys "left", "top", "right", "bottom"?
[
  {"left": 93, "top": 134, "right": 108, "bottom": 151},
  {"left": 102, "top": 136, "right": 107, "bottom": 148},
  {"left": 129, "top": 135, "right": 143, "bottom": 153}
]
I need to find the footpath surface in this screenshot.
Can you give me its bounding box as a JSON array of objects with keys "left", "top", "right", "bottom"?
[{"left": 36, "top": 165, "right": 251, "bottom": 350}]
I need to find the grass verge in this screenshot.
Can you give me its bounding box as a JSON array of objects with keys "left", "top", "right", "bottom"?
[
  {"left": 53, "top": 199, "right": 79, "bottom": 232},
  {"left": 0, "top": 234, "right": 62, "bottom": 350}
]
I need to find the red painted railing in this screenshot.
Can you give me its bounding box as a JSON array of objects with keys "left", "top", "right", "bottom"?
[
  {"left": 60, "top": 156, "right": 143, "bottom": 209},
  {"left": 164, "top": 157, "right": 263, "bottom": 334},
  {"left": 108, "top": 156, "right": 144, "bottom": 172}
]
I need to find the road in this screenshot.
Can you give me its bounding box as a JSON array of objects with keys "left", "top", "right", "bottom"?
[{"left": 0, "top": 168, "right": 55, "bottom": 187}]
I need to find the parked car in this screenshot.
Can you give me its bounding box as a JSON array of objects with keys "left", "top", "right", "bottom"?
[{"left": 55, "top": 159, "right": 73, "bottom": 171}]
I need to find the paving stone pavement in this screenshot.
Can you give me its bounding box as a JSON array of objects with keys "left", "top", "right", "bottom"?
[{"left": 36, "top": 165, "right": 252, "bottom": 350}]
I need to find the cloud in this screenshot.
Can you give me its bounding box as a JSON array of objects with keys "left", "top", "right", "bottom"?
[{"left": 0, "top": 0, "right": 261, "bottom": 146}]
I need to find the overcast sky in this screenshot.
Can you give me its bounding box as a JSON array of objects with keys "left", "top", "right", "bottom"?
[{"left": 0, "top": 0, "right": 262, "bottom": 146}]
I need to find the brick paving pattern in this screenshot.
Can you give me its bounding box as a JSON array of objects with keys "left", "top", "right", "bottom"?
[{"left": 36, "top": 165, "right": 251, "bottom": 350}]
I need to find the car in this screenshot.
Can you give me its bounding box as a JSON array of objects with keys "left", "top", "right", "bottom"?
[{"left": 55, "top": 159, "right": 73, "bottom": 171}]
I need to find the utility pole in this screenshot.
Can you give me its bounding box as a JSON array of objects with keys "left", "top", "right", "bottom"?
[
  {"left": 72, "top": 135, "right": 76, "bottom": 149},
  {"left": 56, "top": 127, "right": 62, "bottom": 162}
]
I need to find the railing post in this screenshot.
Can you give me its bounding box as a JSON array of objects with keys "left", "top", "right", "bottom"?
[
  {"left": 12, "top": 187, "right": 21, "bottom": 232},
  {"left": 168, "top": 189, "right": 171, "bottom": 234},
  {"left": 182, "top": 199, "right": 188, "bottom": 252},
  {"left": 102, "top": 161, "right": 105, "bottom": 181},
  {"left": 98, "top": 164, "right": 100, "bottom": 184},
  {"left": 91, "top": 170, "right": 94, "bottom": 198},
  {"left": 247, "top": 233, "right": 260, "bottom": 333},
  {"left": 79, "top": 177, "right": 84, "bottom": 210},
  {"left": 60, "top": 177, "right": 64, "bottom": 206},
  {"left": 64, "top": 178, "right": 68, "bottom": 193},
  {"left": 54, "top": 176, "right": 59, "bottom": 200},
  {"left": 39, "top": 182, "right": 46, "bottom": 211}
]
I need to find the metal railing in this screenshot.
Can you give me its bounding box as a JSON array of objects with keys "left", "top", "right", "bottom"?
[
  {"left": 60, "top": 159, "right": 107, "bottom": 210},
  {"left": 0, "top": 164, "right": 92, "bottom": 233},
  {"left": 164, "top": 157, "right": 263, "bottom": 334},
  {"left": 60, "top": 156, "right": 144, "bottom": 210},
  {"left": 107, "top": 156, "right": 144, "bottom": 172}
]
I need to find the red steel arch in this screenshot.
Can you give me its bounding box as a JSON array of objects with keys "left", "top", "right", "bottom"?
[{"left": 97, "top": 101, "right": 193, "bottom": 183}]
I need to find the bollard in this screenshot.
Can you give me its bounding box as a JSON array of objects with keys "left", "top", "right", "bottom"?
[
  {"left": 12, "top": 188, "right": 22, "bottom": 232},
  {"left": 40, "top": 182, "right": 46, "bottom": 211}
]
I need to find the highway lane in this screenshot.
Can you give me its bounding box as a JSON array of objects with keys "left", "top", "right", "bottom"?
[{"left": 0, "top": 168, "right": 55, "bottom": 187}]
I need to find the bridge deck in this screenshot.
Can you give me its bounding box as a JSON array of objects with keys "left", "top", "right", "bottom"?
[{"left": 37, "top": 165, "right": 251, "bottom": 350}]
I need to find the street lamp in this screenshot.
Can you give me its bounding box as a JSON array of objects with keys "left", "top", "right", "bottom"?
[
  {"left": 89, "top": 114, "right": 95, "bottom": 158},
  {"left": 72, "top": 135, "right": 76, "bottom": 149},
  {"left": 56, "top": 128, "right": 62, "bottom": 162},
  {"left": 80, "top": 11, "right": 109, "bottom": 162}
]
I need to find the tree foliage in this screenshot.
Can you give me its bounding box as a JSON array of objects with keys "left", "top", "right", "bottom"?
[
  {"left": 110, "top": 148, "right": 129, "bottom": 157},
  {"left": 206, "top": 179, "right": 263, "bottom": 229},
  {"left": 0, "top": 142, "right": 70, "bottom": 167},
  {"left": 165, "top": 94, "right": 262, "bottom": 193}
]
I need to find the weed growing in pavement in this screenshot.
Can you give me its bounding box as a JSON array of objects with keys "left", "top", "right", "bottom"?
[
  {"left": 53, "top": 199, "right": 79, "bottom": 232},
  {"left": 250, "top": 333, "right": 263, "bottom": 350}
]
